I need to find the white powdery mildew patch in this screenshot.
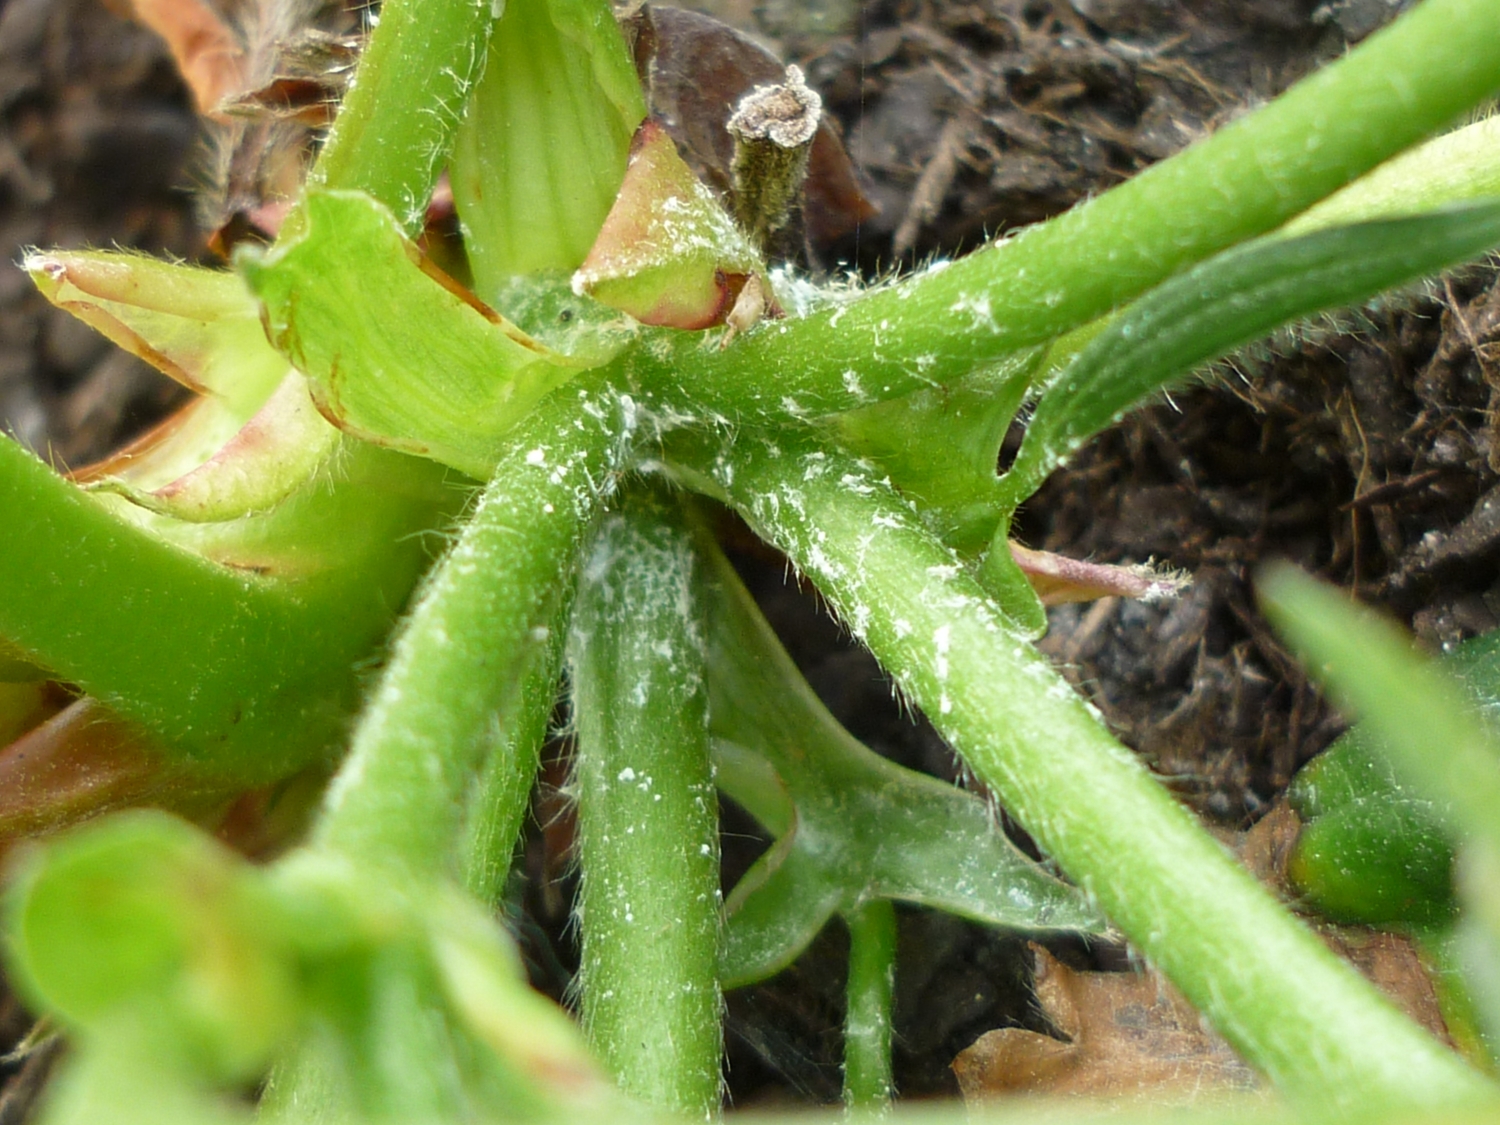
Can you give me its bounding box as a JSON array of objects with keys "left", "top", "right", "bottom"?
[
  {"left": 804, "top": 543, "right": 844, "bottom": 583},
  {"left": 949, "top": 292, "right": 999, "bottom": 334},
  {"left": 848, "top": 601, "right": 872, "bottom": 639}
]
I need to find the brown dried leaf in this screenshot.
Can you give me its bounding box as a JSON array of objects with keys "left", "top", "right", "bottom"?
[
  {"left": 114, "top": 0, "right": 246, "bottom": 116},
  {"left": 955, "top": 807, "right": 1459, "bottom": 1106},
  {"left": 215, "top": 29, "right": 361, "bottom": 127},
  {"left": 953, "top": 945, "right": 1260, "bottom": 1103}
]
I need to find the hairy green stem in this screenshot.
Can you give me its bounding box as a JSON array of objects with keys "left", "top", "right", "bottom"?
[
  {"left": 309, "top": 0, "right": 495, "bottom": 231},
  {"left": 667, "top": 430, "right": 1496, "bottom": 1111},
  {"left": 314, "top": 379, "right": 634, "bottom": 875},
  {"left": 843, "top": 900, "right": 896, "bottom": 1112},
  {"left": 624, "top": 0, "right": 1500, "bottom": 423},
  {"left": 459, "top": 640, "right": 563, "bottom": 906},
  {"left": 569, "top": 489, "right": 722, "bottom": 1120}
]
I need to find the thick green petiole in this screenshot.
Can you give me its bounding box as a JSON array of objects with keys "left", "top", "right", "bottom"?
[
  {"left": 843, "top": 899, "right": 897, "bottom": 1112},
  {"left": 667, "top": 429, "right": 1497, "bottom": 1111},
  {"left": 313, "top": 378, "right": 633, "bottom": 876},
  {"left": 0, "top": 437, "right": 443, "bottom": 782},
  {"left": 568, "top": 488, "right": 722, "bottom": 1120},
  {"left": 625, "top": 0, "right": 1500, "bottom": 424}
]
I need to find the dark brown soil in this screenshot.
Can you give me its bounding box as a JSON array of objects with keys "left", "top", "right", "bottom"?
[{"left": 3, "top": 0, "right": 1498, "bottom": 1114}]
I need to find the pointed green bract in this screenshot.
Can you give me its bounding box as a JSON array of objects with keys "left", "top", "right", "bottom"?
[
  {"left": 451, "top": 0, "right": 645, "bottom": 295},
  {"left": 25, "top": 250, "right": 344, "bottom": 522},
  {"left": 24, "top": 251, "right": 285, "bottom": 409},
  {"left": 241, "top": 189, "right": 584, "bottom": 479},
  {"left": 87, "top": 374, "right": 341, "bottom": 524}
]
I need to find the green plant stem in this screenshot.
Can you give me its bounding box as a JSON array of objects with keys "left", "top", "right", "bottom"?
[
  {"left": 459, "top": 639, "right": 562, "bottom": 906},
  {"left": 991, "top": 202, "right": 1500, "bottom": 512},
  {"left": 308, "top": 0, "right": 495, "bottom": 231},
  {"left": 0, "top": 437, "right": 437, "bottom": 782},
  {"left": 568, "top": 488, "right": 722, "bottom": 1121},
  {"left": 843, "top": 900, "right": 896, "bottom": 1112},
  {"left": 313, "top": 378, "right": 633, "bottom": 876},
  {"left": 666, "top": 429, "right": 1497, "bottom": 1111},
  {"left": 1284, "top": 115, "right": 1500, "bottom": 236},
  {"left": 625, "top": 0, "right": 1500, "bottom": 423}
]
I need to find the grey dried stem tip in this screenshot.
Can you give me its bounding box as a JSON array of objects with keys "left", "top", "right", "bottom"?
[{"left": 727, "top": 64, "right": 822, "bottom": 252}]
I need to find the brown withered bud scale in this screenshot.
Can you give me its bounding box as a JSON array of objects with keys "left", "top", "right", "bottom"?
[{"left": 726, "top": 65, "right": 821, "bottom": 254}]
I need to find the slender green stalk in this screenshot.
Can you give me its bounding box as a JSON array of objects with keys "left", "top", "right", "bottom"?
[
  {"left": 308, "top": 0, "right": 495, "bottom": 232},
  {"left": 668, "top": 429, "right": 1497, "bottom": 1111},
  {"left": 993, "top": 202, "right": 1500, "bottom": 512},
  {"left": 843, "top": 900, "right": 896, "bottom": 1113},
  {"left": 459, "top": 639, "right": 563, "bottom": 906},
  {"left": 314, "top": 378, "right": 634, "bottom": 875},
  {"left": 624, "top": 0, "right": 1500, "bottom": 423},
  {"left": 568, "top": 489, "right": 722, "bottom": 1120}
]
